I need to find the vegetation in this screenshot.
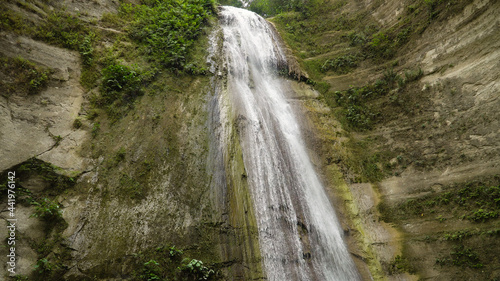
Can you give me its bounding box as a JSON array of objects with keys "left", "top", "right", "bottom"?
[
  {"left": 34, "top": 11, "right": 92, "bottom": 50},
  {"left": 388, "top": 255, "right": 415, "bottom": 275},
  {"left": 249, "top": 0, "right": 324, "bottom": 17},
  {"left": 0, "top": 2, "right": 31, "bottom": 34},
  {"left": 1, "top": 158, "right": 76, "bottom": 280},
  {"left": 98, "top": 63, "right": 146, "bottom": 106},
  {"left": 436, "top": 245, "right": 484, "bottom": 269},
  {"left": 320, "top": 67, "right": 422, "bottom": 130},
  {"left": 31, "top": 197, "right": 62, "bottom": 220},
  {"left": 129, "top": 0, "right": 216, "bottom": 70},
  {"left": 0, "top": 55, "right": 50, "bottom": 96},
  {"left": 320, "top": 54, "right": 360, "bottom": 74},
  {"left": 379, "top": 181, "right": 500, "bottom": 223},
  {"left": 132, "top": 245, "right": 219, "bottom": 281}
]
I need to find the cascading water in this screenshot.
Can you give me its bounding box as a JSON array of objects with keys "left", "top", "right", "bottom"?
[{"left": 209, "top": 6, "right": 361, "bottom": 281}]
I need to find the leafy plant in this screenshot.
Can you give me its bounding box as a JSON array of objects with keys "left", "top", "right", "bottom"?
[
  {"left": 180, "top": 258, "right": 215, "bottom": 280},
  {"left": 35, "top": 12, "right": 91, "bottom": 50},
  {"left": 34, "top": 258, "right": 55, "bottom": 273},
  {"left": 139, "top": 260, "right": 161, "bottom": 281},
  {"left": 467, "top": 209, "right": 498, "bottom": 222},
  {"left": 31, "top": 198, "right": 62, "bottom": 220},
  {"left": 388, "top": 255, "right": 415, "bottom": 274},
  {"left": 79, "top": 32, "right": 96, "bottom": 66},
  {"left": 91, "top": 122, "right": 100, "bottom": 138},
  {"left": 73, "top": 118, "right": 83, "bottom": 129},
  {"left": 0, "top": 55, "right": 50, "bottom": 95},
  {"left": 99, "top": 64, "right": 143, "bottom": 105},
  {"left": 450, "top": 246, "right": 483, "bottom": 268},
  {"left": 115, "top": 147, "right": 127, "bottom": 162},
  {"left": 321, "top": 54, "right": 360, "bottom": 74},
  {"left": 169, "top": 245, "right": 183, "bottom": 259},
  {"left": 129, "top": 0, "right": 215, "bottom": 69}
]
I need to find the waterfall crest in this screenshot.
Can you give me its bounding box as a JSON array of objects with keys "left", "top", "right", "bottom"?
[{"left": 209, "top": 6, "right": 360, "bottom": 281}]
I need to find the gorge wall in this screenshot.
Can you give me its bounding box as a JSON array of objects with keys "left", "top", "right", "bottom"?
[{"left": 1, "top": 0, "right": 499, "bottom": 280}]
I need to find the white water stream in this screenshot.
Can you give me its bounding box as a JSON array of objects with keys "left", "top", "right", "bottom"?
[{"left": 209, "top": 6, "right": 361, "bottom": 280}]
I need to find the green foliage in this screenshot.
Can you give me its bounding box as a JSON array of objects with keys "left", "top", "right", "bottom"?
[
  {"left": 91, "top": 122, "right": 100, "bottom": 138},
  {"left": 388, "top": 255, "right": 415, "bottom": 275},
  {"left": 12, "top": 275, "right": 30, "bottom": 281},
  {"left": 443, "top": 228, "right": 500, "bottom": 241},
  {"left": 467, "top": 209, "right": 498, "bottom": 222},
  {"left": 323, "top": 66, "right": 423, "bottom": 130},
  {"left": 35, "top": 12, "right": 91, "bottom": 50},
  {"left": 132, "top": 244, "right": 219, "bottom": 281},
  {"left": 99, "top": 63, "right": 144, "bottom": 105},
  {"left": 129, "top": 0, "right": 215, "bottom": 70},
  {"left": 169, "top": 245, "right": 184, "bottom": 259},
  {"left": 436, "top": 245, "right": 484, "bottom": 269},
  {"left": 73, "top": 118, "right": 83, "bottom": 129},
  {"left": 380, "top": 182, "right": 500, "bottom": 223},
  {"left": 95, "top": 62, "right": 155, "bottom": 121},
  {"left": 16, "top": 158, "right": 77, "bottom": 196},
  {"left": 180, "top": 259, "right": 215, "bottom": 280},
  {"left": 0, "top": 3, "right": 31, "bottom": 33},
  {"left": 115, "top": 147, "right": 127, "bottom": 162},
  {"left": 79, "top": 32, "right": 96, "bottom": 66},
  {"left": 330, "top": 80, "right": 388, "bottom": 130},
  {"left": 0, "top": 55, "right": 50, "bottom": 96},
  {"left": 31, "top": 198, "right": 62, "bottom": 220},
  {"left": 218, "top": 0, "right": 243, "bottom": 7},
  {"left": 34, "top": 258, "right": 56, "bottom": 273},
  {"left": 139, "top": 260, "right": 162, "bottom": 280},
  {"left": 347, "top": 31, "right": 368, "bottom": 46},
  {"left": 320, "top": 54, "right": 359, "bottom": 74},
  {"left": 249, "top": 0, "right": 320, "bottom": 17}
]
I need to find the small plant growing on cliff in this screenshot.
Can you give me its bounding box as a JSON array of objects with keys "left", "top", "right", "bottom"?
[
  {"left": 139, "top": 260, "right": 161, "bottom": 281},
  {"left": 73, "top": 117, "right": 82, "bottom": 129},
  {"left": 180, "top": 258, "right": 215, "bottom": 280},
  {"left": 31, "top": 198, "right": 62, "bottom": 220},
  {"left": 388, "top": 255, "right": 415, "bottom": 274},
  {"left": 79, "top": 32, "right": 95, "bottom": 66},
  {"left": 169, "top": 245, "right": 183, "bottom": 259}
]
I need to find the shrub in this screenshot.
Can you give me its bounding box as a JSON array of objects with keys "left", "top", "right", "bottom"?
[
  {"left": 79, "top": 32, "right": 95, "bottom": 66},
  {"left": 320, "top": 54, "right": 359, "bottom": 74},
  {"left": 467, "top": 209, "right": 498, "bottom": 222},
  {"left": 180, "top": 258, "right": 215, "bottom": 280},
  {"left": 31, "top": 198, "right": 62, "bottom": 220},
  {"left": 35, "top": 12, "right": 90, "bottom": 50},
  {"left": 139, "top": 260, "right": 161, "bottom": 280},
  {"left": 0, "top": 56, "right": 50, "bottom": 95},
  {"left": 73, "top": 118, "right": 83, "bottom": 129},
  {"left": 99, "top": 64, "right": 143, "bottom": 105},
  {"left": 129, "top": 0, "right": 215, "bottom": 69},
  {"left": 34, "top": 258, "right": 56, "bottom": 273}
]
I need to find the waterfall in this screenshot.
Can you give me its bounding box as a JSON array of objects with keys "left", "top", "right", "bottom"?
[{"left": 209, "top": 6, "right": 360, "bottom": 281}]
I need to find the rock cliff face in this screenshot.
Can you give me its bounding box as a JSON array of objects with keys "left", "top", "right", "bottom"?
[
  {"left": 0, "top": 0, "right": 499, "bottom": 280},
  {"left": 1, "top": 1, "right": 262, "bottom": 280},
  {"left": 270, "top": 0, "right": 500, "bottom": 280}
]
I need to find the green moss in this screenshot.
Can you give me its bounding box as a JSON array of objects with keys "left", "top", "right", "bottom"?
[
  {"left": 0, "top": 55, "right": 51, "bottom": 96},
  {"left": 119, "top": 173, "right": 144, "bottom": 200}
]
